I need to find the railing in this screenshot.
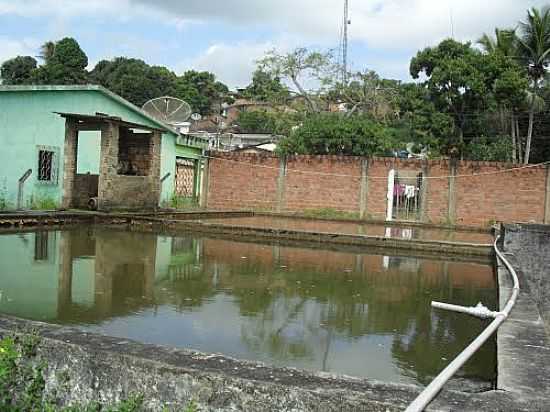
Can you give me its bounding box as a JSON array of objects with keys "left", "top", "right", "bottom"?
[{"left": 405, "top": 233, "right": 519, "bottom": 412}]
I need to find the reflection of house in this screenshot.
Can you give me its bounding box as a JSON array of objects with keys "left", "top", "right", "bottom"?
[{"left": 0, "top": 85, "right": 205, "bottom": 210}]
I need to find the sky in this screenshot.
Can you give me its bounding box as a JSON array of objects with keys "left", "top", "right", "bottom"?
[{"left": 0, "top": 0, "right": 547, "bottom": 89}]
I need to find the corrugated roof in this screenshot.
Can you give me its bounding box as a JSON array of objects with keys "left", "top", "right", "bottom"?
[{"left": 0, "top": 84, "right": 177, "bottom": 136}]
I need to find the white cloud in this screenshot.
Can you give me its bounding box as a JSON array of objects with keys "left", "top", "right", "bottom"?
[
  {"left": 178, "top": 41, "right": 276, "bottom": 88},
  {"left": 131, "top": 0, "right": 547, "bottom": 49},
  {"left": 1, "top": 0, "right": 548, "bottom": 82},
  {"left": 0, "top": 37, "right": 39, "bottom": 64}
]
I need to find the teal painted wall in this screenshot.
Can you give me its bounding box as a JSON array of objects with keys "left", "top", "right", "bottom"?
[{"left": 0, "top": 89, "right": 177, "bottom": 209}]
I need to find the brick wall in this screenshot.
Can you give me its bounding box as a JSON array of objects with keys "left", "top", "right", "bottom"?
[{"left": 206, "top": 152, "right": 550, "bottom": 226}]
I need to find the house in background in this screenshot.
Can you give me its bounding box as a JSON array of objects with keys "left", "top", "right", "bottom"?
[{"left": 0, "top": 85, "right": 205, "bottom": 210}]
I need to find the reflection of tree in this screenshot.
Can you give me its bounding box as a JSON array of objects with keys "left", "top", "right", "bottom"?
[
  {"left": 49, "top": 230, "right": 496, "bottom": 384},
  {"left": 210, "top": 250, "right": 496, "bottom": 383},
  {"left": 241, "top": 296, "right": 312, "bottom": 361}
]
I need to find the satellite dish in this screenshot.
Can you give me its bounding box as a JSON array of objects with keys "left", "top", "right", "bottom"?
[
  {"left": 142, "top": 96, "right": 192, "bottom": 125},
  {"left": 190, "top": 113, "right": 202, "bottom": 121}
]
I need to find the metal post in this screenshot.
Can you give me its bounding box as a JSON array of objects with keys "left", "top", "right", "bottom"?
[{"left": 17, "top": 169, "right": 32, "bottom": 210}]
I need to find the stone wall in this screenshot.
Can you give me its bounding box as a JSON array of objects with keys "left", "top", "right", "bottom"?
[{"left": 205, "top": 153, "right": 550, "bottom": 226}]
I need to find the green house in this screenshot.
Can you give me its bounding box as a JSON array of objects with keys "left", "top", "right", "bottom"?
[{"left": 0, "top": 85, "right": 205, "bottom": 210}]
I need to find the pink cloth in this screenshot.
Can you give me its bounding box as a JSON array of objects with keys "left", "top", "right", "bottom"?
[{"left": 393, "top": 184, "right": 405, "bottom": 196}]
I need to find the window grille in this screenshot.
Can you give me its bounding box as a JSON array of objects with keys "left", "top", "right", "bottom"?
[
  {"left": 175, "top": 158, "right": 196, "bottom": 197},
  {"left": 36, "top": 146, "right": 59, "bottom": 185}
]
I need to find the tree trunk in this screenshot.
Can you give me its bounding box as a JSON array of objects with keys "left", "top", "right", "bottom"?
[
  {"left": 525, "top": 79, "right": 538, "bottom": 164},
  {"left": 291, "top": 76, "right": 319, "bottom": 113}
]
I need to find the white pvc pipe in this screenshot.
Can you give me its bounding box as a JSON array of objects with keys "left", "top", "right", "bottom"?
[
  {"left": 405, "top": 235, "right": 519, "bottom": 412},
  {"left": 386, "top": 169, "right": 395, "bottom": 221},
  {"left": 431, "top": 301, "right": 502, "bottom": 319}
]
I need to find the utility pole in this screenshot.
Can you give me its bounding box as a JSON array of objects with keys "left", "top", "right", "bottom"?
[{"left": 343, "top": 0, "right": 350, "bottom": 83}]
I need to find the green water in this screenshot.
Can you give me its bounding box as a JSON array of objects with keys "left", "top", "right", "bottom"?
[{"left": 0, "top": 228, "right": 496, "bottom": 386}]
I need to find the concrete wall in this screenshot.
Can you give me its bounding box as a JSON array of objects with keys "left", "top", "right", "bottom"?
[
  {"left": 0, "top": 88, "right": 177, "bottom": 208},
  {"left": 205, "top": 153, "right": 550, "bottom": 227}
]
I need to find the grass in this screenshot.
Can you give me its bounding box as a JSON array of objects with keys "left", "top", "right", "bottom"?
[
  {"left": 167, "top": 193, "right": 200, "bottom": 210},
  {"left": 0, "top": 333, "right": 199, "bottom": 411},
  {"left": 30, "top": 195, "right": 58, "bottom": 210}
]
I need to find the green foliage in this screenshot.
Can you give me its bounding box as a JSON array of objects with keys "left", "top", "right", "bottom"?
[
  {"left": 90, "top": 57, "right": 177, "bottom": 107},
  {"left": 0, "top": 56, "right": 37, "bottom": 85},
  {"left": 410, "top": 38, "right": 530, "bottom": 156},
  {"left": 90, "top": 61, "right": 234, "bottom": 112},
  {"left": 0, "top": 180, "right": 10, "bottom": 211},
  {"left": 258, "top": 47, "right": 332, "bottom": 113},
  {"left": 237, "top": 109, "right": 302, "bottom": 135},
  {"left": 169, "top": 193, "right": 199, "bottom": 210},
  {"left": 277, "top": 113, "right": 397, "bottom": 156},
  {"left": 0, "top": 332, "right": 45, "bottom": 411},
  {"left": 242, "top": 69, "right": 290, "bottom": 103},
  {"left": 175, "top": 70, "right": 233, "bottom": 115},
  {"left": 183, "top": 400, "right": 198, "bottom": 412},
  {"left": 34, "top": 37, "right": 89, "bottom": 85},
  {"left": 395, "top": 83, "right": 454, "bottom": 153},
  {"left": 30, "top": 195, "right": 58, "bottom": 210},
  {"left": 0, "top": 334, "right": 199, "bottom": 411},
  {"left": 464, "top": 136, "right": 514, "bottom": 161}
]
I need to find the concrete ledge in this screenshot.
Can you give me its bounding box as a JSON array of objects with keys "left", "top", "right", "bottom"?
[
  {"left": 254, "top": 212, "right": 492, "bottom": 234},
  {"left": 0, "top": 211, "right": 492, "bottom": 257},
  {"left": 0, "top": 315, "right": 538, "bottom": 412},
  {"left": 128, "top": 218, "right": 493, "bottom": 258},
  {"left": 497, "top": 224, "right": 550, "bottom": 403}
]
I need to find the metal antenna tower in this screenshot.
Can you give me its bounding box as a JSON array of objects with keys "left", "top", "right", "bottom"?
[{"left": 342, "top": 0, "right": 350, "bottom": 83}]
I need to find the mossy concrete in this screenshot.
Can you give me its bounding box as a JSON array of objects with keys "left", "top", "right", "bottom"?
[{"left": 0, "top": 315, "right": 543, "bottom": 412}]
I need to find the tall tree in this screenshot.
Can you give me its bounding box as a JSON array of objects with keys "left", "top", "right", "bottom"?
[
  {"left": 517, "top": 6, "right": 550, "bottom": 163},
  {"left": 33, "top": 37, "right": 89, "bottom": 84},
  {"left": 478, "top": 30, "right": 530, "bottom": 162},
  {"left": 257, "top": 48, "right": 332, "bottom": 113},
  {"left": 410, "top": 39, "right": 525, "bottom": 156},
  {"left": 330, "top": 70, "right": 400, "bottom": 120},
  {"left": 90, "top": 58, "right": 178, "bottom": 107},
  {"left": 38, "top": 41, "right": 56, "bottom": 64},
  {"left": 175, "top": 70, "right": 232, "bottom": 115},
  {"left": 0, "top": 56, "right": 37, "bottom": 85},
  {"left": 242, "top": 69, "right": 290, "bottom": 103},
  {"left": 478, "top": 28, "right": 518, "bottom": 57}
]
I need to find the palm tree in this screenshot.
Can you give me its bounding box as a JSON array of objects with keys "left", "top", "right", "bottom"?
[
  {"left": 38, "top": 41, "right": 56, "bottom": 64},
  {"left": 478, "top": 28, "right": 518, "bottom": 57},
  {"left": 517, "top": 6, "right": 550, "bottom": 163},
  {"left": 478, "top": 28, "right": 524, "bottom": 163}
]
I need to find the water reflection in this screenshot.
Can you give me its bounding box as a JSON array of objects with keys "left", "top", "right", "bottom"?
[{"left": 0, "top": 228, "right": 496, "bottom": 385}]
